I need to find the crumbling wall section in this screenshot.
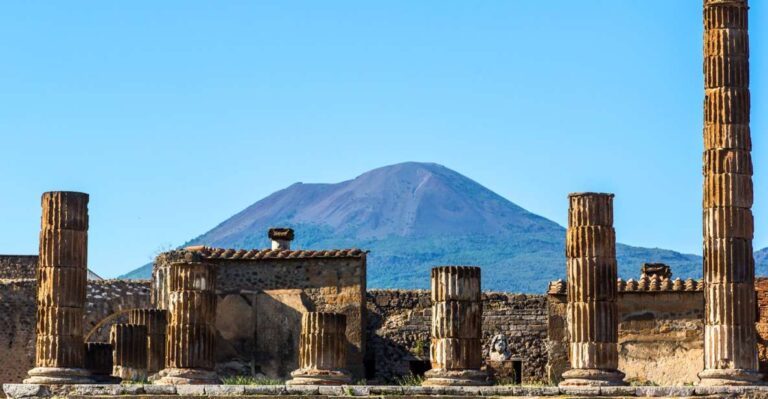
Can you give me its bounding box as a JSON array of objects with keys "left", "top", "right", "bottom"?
[
  {"left": 366, "top": 290, "right": 548, "bottom": 384},
  {"left": 0, "top": 279, "right": 151, "bottom": 387}
]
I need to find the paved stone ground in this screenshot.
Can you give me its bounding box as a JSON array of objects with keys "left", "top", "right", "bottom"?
[{"left": 5, "top": 383, "right": 768, "bottom": 398}]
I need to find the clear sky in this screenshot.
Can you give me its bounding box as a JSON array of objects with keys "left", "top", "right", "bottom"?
[{"left": 0, "top": 1, "right": 765, "bottom": 278}]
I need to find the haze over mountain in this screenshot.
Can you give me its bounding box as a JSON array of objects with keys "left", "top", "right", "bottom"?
[{"left": 121, "top": 162, "right": 767, "bottom": 292}]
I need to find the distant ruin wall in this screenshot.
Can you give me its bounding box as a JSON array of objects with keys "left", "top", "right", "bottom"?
[
  {"left": 153, "top": 251, "right": 367, "bottom": 380},
  {"left": 366, "top": 290, "right": 548, "bottom": 384},
  {"left": 0, "top": 279, "right": 151, "bottom": 387},
  {"left": 756, "top": 278, "right": 768, "bottom": 376},
  {"left": 547, "top": 290, "right": 705, "bottom": 386},
  {"left": 0, "top": 256, "right": 37, "bottom": 280}
]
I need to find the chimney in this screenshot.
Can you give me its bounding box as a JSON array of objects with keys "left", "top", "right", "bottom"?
[
  {"left": 640, "top": 263, "right": 672, "bottom": 280},
  {"left": 268, "top": 228, "right": 294, "bottom": 250}
]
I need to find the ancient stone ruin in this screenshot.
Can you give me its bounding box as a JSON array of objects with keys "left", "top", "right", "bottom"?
[
  {"left": 423, "top": 266, "right": 488, "bottom": 386},
  {"left": 0, "top": 0, "right": 766, "bottom": 397},
  {"left": 288, "top": 312, "right": 352, "bottom": 385},
  {"left": 110, "top": 324, "right": 147, "bottom": 381},
  {"left": 559, "top": 193, "right": 625, "bottom": 387},
  {"left": 25, "top": 192, "right": 92, "bottom": 385},
  {"left": 699, "top": 0, "right": 761, "bottom": 386},
  {"left": 155, "top": 256, "right": 219, "bottom": 385}
]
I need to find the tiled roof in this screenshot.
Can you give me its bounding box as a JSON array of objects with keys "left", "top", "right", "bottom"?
[
  {"left": 547, "top": 276, "right": 704, "bottom": 295},
  {"left": 185, "top": 245, "right": 367, "bottom": 260}
]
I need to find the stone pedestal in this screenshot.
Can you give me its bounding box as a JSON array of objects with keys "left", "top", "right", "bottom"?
[
  {"left": 699, "top": 0, "right": 762, "bottom": 387},
  {"left": 560, "top": 193, "right": 625, "bottom": 387},
  {"left": 288, "top": 312, "right": 352, "bottom": 386},
  {"left": 128, "top": 309, "right": 168, "bottom": 375},
  {"left": 155, "top": 257, "right": 219, "bottom": 385},
  {"left": 423, "top": 266, "right": 488, "bottom": 387},
  {"left": 110, "top": 324, "right": 148, "bottom": 381},
  {"left": 25, "top": 192, "right": 92, "bottom": 384},
  {"left": 85, "top": 342, "right": 118, "bottom": 383}
]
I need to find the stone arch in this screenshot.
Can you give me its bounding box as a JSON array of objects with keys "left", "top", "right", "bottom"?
[{"left": 85, "top": 308, "right": 136, "bottom": 343}]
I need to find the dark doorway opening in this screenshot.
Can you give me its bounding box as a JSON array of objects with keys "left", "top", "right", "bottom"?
[
  {"left": 512, "top": 360, "right": 523, "bottom": 384},
  {"left": 409, "top": 360, "right": 432, "bottom": 377}
]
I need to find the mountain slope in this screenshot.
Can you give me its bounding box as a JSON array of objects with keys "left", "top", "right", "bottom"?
[{"left": 122, "top": 162, "right": 716, "bottom": 292}]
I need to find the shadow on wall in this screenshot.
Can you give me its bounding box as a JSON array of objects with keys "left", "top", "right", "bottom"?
[{"left": 215, "top": 289, "right": 308, "bottom": 379}]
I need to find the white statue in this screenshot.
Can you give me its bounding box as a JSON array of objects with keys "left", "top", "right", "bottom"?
[{"left": 489, "top": 334, "right": 512, "bottom": 361}]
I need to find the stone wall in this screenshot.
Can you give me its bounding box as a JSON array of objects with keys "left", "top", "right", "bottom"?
[
  {"left": 153, "top": 248, "right": 367, "bottom": 380},
  {"left": 547, "top": 282, "right": 705, "bottom": 386},
  {"left": 366, "top": 290, "right": 548, "bottom": 384},
  {"left": 0, "top": 279, "right": 152, "bottom": 388},
  {"left": 0, "top": 256, "right": 37, "bottom": 280},
  {"left": 756, "top": 278, "right": 768, "bottom": 376}
]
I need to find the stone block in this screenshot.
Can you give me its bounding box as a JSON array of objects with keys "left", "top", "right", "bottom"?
[
  {"left": 143, "top": 384, "right": 177, "bottom": 395},
  {"left": 204, "top": 385, "right": 245, "bottom": 396},
  {"left": 243, "top": 385, "right": 287, "bottom": 395},
  {"left": 343, "top": 385, "right": 371, "bottom": 396},
  {"left": 285, "top": 385, "right": 320, "bottom": 395},
  {"left": 174, "top": 384, "right": 207, "bottom": 396},
  {"left": 69, "top": 384, "right": 122, "bottom": 396},
  {"left": 318, "top": 385, "right": 344, "bottom": 396},
  {"left": 2, "top": 384, "right": 50, "bottom": 399},
  {"left": 560, "top": 386, "right": 600, "bottom": 396}
]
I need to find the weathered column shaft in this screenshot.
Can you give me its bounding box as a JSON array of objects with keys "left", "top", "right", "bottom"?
[
  {"left": 111, "top": 324, "right": 148, "bottom": 381},
  {"left": 423, "top": 266, "right": 487, "bottom": 386},
  {"left": 26, "top": 192, "right": 92, "bottom": 384},
  {"left": 701, "top": 0, "right": 760, "bottom": 384},
  {"left": 165, "top": 262, "right": 216, "bottom": 370},
  {"left": 297, "top": 313, "right": 347, "bottom": 370},
  {"left": 128, "top": 309, "right": 168, "bottom": 374},
  {"left": 560, "top": 193, "right": 624, "bottom": 387},
  {"left": 156, "top": 257, "right": 219, "bottom": 385}
]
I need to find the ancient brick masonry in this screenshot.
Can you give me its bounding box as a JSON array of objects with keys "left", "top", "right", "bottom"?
[
  {"left": 423, "top": 266, "right": 488, "bottom": 386},
  {"left": 559, "top": 193, "right": 625, "bottom": 387},
  {"left": 25, "top": 192, "right": 92, "bottom": 384},
  {"left": 699, "top": 0, "right": 762, "bottom": 386},
  {"left": 156, "top": 256, "right": 219, "bottom": 385},
  {"left": 288, "top": 312, "right": 352, "bottom": 385},
  {"left": 110, "top": 324, "right": 147, "bottom": 381},
  {"left": 128, "top": 309, "right": 167, "bottom": 375}
]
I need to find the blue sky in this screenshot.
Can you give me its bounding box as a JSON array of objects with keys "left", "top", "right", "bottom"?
[{"left": 0, "top": 1, "right": 765, "bottom": 278}]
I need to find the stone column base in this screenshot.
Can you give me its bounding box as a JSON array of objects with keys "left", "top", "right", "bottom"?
[
  {"left": 698, "top": 369, "right": 764, "bottom": 386},
  {"left": 287, "top": 368, "right": 352, "bottom": 386},
  {"left": 422, "top": 369, "right": 490, "bottom": 386},
  {"left": 23, "top": 367, "right": 93, "bottom": 384},
  {"left": 154, "top": 368, "right": 219, "bottom": 385},
  {"left": 559, "top": 369, "right": 626, "bottom": 387},
  {"left": 112, "top": 366, "right": 147, "bottom": 382}
]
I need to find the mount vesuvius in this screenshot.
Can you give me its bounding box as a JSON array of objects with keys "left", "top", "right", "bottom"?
[{"left": 121, "top": 162, "right": 711, "bottom": 292}]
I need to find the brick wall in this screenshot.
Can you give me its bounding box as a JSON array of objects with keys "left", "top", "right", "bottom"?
[{"left": 756, "top": 278, "right": 768, "bottom": 376}]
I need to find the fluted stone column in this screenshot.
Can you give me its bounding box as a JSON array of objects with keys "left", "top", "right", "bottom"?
[
  {"left": 156, "top": 256, "right": 219, "bottom": 385},
  {"left": 287, "top": 312, "right": 352, "bottom": 385},
  {"left": 110, "top": 324, "right": 148, "bottom": 381},
  {"left": 25, "top": 192, "right": 92, "bottom": 384},
  {"left": 423, "top": 266, "right": 488, "bottom": 386},
  {"left": 128, "top": 309, "right": 168, "bottom": 375},
  {"left": 560, "top": 193, "right": 625, "bottom": 387},
  {"left": 85, "top": 342, "right": 115, "bottom": 383},
  {"left": 699, "top": 0, "right": 762, "bottom": 386}
]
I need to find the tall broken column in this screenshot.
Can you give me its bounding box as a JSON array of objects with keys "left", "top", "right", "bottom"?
[
  {"left": 155, "top": 254, "right": 219, "bottom": 385},
  {"left": 423, "top": 266, "right": 488, "bottom": 386},
  {"left": 559, "top": 193, "right": 625, "bottom": 387},
  {"left": 287, "top": 312, "right": 352, "bottom": 385},
  {"left": 25, "top": 192, "right": 92, "bottom": 384},
  {"left": 128, "top": 309, "right": 168, "bottom": 375},
  {"left": 110, "top": 324, "right": 148, "bottom": 381},
  {"left": 699, "top": 0, "right": 762, "bottom": 386}
]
